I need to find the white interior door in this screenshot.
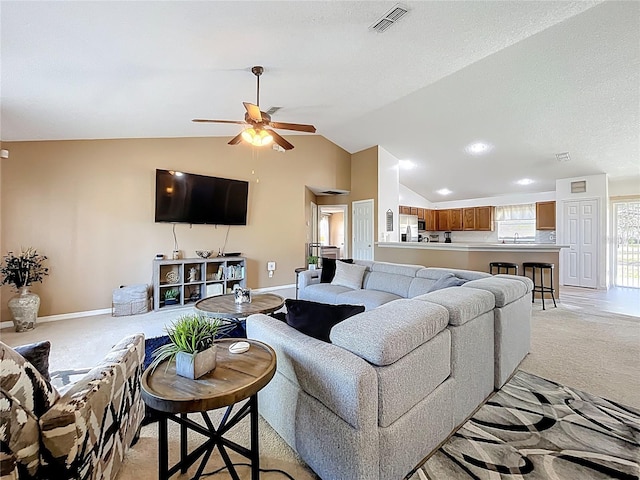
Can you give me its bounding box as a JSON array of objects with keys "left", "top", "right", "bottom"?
[
  {"left": 352, "top": 199, "right": 374, "bottom": 260},
  {"left": 563, "top": 199, "right": 598, "bottom": 288}
]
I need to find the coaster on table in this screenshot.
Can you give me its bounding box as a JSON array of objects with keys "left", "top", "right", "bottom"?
[{"left": 229, "top": 341, "right": 250, "bottom": 354}]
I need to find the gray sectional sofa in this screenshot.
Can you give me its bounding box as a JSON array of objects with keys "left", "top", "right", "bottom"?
[{"left": 246, "top": 260, "right": 533, "bottom": 480}]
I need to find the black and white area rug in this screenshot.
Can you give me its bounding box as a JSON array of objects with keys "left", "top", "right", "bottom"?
[{"left": 414, "top": 371, "right": 640, "bottom": 479}]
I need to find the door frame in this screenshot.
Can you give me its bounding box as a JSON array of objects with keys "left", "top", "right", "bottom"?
[
  {"left": 352, "top": 199, "right": 375, "bottom": 261},
  {"left": 318, "top": 204, "right": 349, "bottom": 259}
]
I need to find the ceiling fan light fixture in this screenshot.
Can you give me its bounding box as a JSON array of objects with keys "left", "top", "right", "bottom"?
[{"left": 241, "top": 128, "right": 273, "bottom": 147}]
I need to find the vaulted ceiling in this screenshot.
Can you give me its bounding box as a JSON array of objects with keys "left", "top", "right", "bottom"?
[{"left": 1, "top": 1, "right": 638, "bottom": 201}]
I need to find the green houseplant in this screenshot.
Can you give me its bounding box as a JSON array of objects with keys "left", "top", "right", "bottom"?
[
  {"left": 0, "top": 248, "right": 49, "bottom": 332},
  {"left": 307, "top": 255, "right": 319, "bottom": 270},
  {"left": 163, "top": 288, "right": 180, "bottom": 305},
  {"left": 150, "top": 314, "right": 228, "bottom": 379}
]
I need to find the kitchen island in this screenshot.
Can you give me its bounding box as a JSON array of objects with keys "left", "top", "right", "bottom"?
[{"left": 376, "top": 242, "right": 568, "bottom": 297}]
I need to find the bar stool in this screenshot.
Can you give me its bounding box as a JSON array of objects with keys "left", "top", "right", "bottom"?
[
  {"left": 522, "top": 262, "right": 557, "bottom": 310},
  {"left": 489, "top": 262, "right": 519, "bottom": 275}
]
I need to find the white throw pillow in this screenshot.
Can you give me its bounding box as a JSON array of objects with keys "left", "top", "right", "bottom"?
[{"left": 331, "top": 261, "right": 366, "bottom": 290}]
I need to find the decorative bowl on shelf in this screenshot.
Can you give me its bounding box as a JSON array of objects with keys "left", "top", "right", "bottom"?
[{"left": 196, "top": 250, "right": 213, "bottom": 259}]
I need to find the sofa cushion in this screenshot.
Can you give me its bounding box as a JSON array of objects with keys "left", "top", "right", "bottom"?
[
  {"left": 320, "top": 258, "right": 354, "bottom": 283},
  {"left": 417, "top": 267, "right": 491, "bottom": 282},
  {"left": 0, "top": 341, "right": 59, "bottom": 418},
  {"left": 300, "top": 283, "right": 353, "bottom": 304},
  {"left": 414, "top": 288, "right": 495, "bottom": 326},
  {"left": 426, "top": 273, "right": 468, "bottom": 292},
  {"left": 331, "top": 261, "right": 367, "bottom": 290},
  {"left": 0, "top": 389, "right": 41, "bottom": 478},
  {"left": 330, "top": 299, "right": 449, "bottom": 366},
  {"left": 284, "top": 299, "right": 365, "bottom": 342},
  {"left": 463, "top": 277, "right": 528, "bottom": 307},
  {"left": 14, "top": 341, "right": 51, "bottom": 381},
  {"left": 336, "top": 289, "right": 402, "bottom": 311}
]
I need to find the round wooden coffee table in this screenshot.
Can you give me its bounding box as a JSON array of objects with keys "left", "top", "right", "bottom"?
[
  {"left": 194, "top": 293, "right": 285, "bottom": 319},
  {"left": 141, "top": 338, "right": 277, "bottom": 480}
]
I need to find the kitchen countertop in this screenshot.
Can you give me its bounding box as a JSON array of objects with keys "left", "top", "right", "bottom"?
[{"left": 377, "top": 242, "right": 568, "bottom": 252}]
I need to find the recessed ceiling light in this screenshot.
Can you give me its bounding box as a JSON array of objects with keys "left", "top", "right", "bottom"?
[
  {"left": 398, "top": 160, "right": 415, "bottom": 170},
  {"left": 436, "top": 188, "right": 452, "bottom": 195},
  {"left": 465, "top": 142, "right": 493, "bottom": 155},
  {"left": 517, "top": 178, "right": 534, "bottom": 185}
]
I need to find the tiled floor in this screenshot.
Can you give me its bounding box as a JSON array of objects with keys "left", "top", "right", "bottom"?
[{"left": 559, "top": 285, "right": 639, "bottom": 318}]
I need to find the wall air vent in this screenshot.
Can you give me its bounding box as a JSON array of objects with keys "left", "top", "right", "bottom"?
[
  {"left": 370, "top": 3, "right": 410, "bottom": 33},
  {"left": 322, "top": 190, "right": 346, "bottom": 195}
]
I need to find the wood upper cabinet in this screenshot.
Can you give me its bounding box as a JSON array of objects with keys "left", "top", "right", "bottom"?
[
  {"left": 399, "top": 205, "right": 411, "bottom": 214},
  {"left": 417, "top": 208, "right": 426, "bottom": 221},
  {"left": 536, "top": 201, "right": 556, "bottom": 230},
  {"left": 463, "top": 208, "right": 476, "bottom": 230},
  {"left": 475, "top": 206, "right": 494, "bottom": 231},
  {"left": 449, "top": 209, "right": 463, "bottom": 231},
  {"left": 436, "top": 210, "right": 451, "bottom": 231},
  {"left": 425, "top": 209, "right": 436, "bottom": 230},
  {"left": 409, "top": 207, "right": 419, "bottom": 216}
]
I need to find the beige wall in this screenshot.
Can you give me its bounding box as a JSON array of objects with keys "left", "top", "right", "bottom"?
[{"left": 1, "top": 136, "right": 350, "bottom": 319}]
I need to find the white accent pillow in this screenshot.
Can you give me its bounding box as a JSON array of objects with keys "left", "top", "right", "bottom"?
[{"left": 331, "top": 261, "right": 366, "bottom": 290}]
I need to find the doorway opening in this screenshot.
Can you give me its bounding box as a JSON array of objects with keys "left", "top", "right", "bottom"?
[
  {"left": 318, "top": 205, "right": 348, "bottom": 259},
  {"left": 613, "top": 200, "right": 639, "bottom": 288}
]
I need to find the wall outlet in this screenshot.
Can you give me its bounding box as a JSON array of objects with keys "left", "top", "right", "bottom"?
[{"left": 267, "top": 261, "right": 276, "bottom": 271}]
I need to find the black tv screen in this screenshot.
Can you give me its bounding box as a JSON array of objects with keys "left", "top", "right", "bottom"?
[{"left": 155, "top": 169, "right": 249, "bottom": 225}]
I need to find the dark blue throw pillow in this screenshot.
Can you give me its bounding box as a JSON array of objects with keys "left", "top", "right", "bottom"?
[
  {"left": 426, "top": 273, "right": 468, "bottom": 293},
  {"left": 284, "top": 299, "right": 365, "bottom": 342},
  {"left": 14, "top": 341, "right": 51, "bottom": 381}
]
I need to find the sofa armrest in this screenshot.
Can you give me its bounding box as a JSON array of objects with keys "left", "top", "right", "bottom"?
[
  {"left": 40, "top": 334, "right": 145, "bottom": 479},
  {"left": 246, "top": 314, "right": 377, "bottom": 429},
  {"left": 298, "top": 269, "right": 321, "bottom": 290}
]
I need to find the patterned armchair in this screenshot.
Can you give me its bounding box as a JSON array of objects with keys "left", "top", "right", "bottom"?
[{"left": 1, "top": 334, "right": 145, "bottom": 480}]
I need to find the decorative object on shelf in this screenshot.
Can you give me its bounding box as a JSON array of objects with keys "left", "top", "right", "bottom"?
[
  {"left": 172, "top": 250, "right": 181, "bottom": 260},
  {"left": 188, "top": 267, "right": 199, "bottom": 282},
  {"left": 165, "top": 270, "right": 179, "bottom": 284},
  {"left": 149, "top": 314, "right": 225, "bottom": 379},
  {"left": 307, "top": 255, "right": 319, "bottom": 270},
  {"left": 196, "top": 250, "right": 213, "bottom": 259},
  {"left": 1, "top": 248, "right": 49, "bottom": 332},
  {"left": 155, "top": 253, "right": 164, "bottom": 260},
  {"left": 163, "top": 288, "right": 180, "bottom": 305}
]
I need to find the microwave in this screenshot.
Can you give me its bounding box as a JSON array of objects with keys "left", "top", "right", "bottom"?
[{"left": 418, "top": 219, "right": 426, "bottom": 231}]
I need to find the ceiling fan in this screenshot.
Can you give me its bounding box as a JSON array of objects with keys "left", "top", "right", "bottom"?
[{"left": 192, "top": 66, "right": 316, "bottom": 151}]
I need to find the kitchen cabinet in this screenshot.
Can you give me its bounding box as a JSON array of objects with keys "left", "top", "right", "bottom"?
[
  {"left": 425, "top": 209, "right": 436, "bottom": 231},
  {"left": 436, "top": 210, "right": 450, "bottom": 231},
  {"left": 410, "top": 207, "right": 419, "bottom": 216},
  {"left": 536, "top": 201, "right": 556, "bottom": 230},
  {"left": 475, "top": 206, "right": 494, "bottom": 231},
  {"left": 417, "top": 208, "right": 425, "bottom": 221},
  {"left": 463, "top": 208, "right": 476, "bottom": 230},
  {"left": 450, "top": 209, "right": 463, "bottom": 231},
  {"left": 399, "top": 205, "right": 411, "bottom": 214}
]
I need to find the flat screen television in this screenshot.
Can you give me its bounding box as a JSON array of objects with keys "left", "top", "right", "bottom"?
[{"left": 155, "top": 169, "right": 249, "bottom": 225}]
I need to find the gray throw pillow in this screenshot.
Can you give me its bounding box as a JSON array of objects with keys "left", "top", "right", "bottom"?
[
  {"left": 427, "top": 273, "right": 467, "bottom": 293},
  {"left": 14, "top": 341, "right": 51, "bottom": 381}
]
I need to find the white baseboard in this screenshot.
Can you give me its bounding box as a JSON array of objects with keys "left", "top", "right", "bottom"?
[{"left": 0, "top": 284, "right": 295, "bottom": 329}]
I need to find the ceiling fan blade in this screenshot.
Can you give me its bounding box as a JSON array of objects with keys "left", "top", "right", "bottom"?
[
  {"left": 268, "top": 129, "right": 294, "bottom": 150},
  {"left": 243, "top": 102, "right": 262, "bottom": 122},
  {"left": 228, "top": 132, "right": 244, "bottom": 145},
  {"left": 192, "top": 119, "right": 246, "bottom": 125},
  {"left": 269, "top": 121, "right": 316, "bottom": 133}
]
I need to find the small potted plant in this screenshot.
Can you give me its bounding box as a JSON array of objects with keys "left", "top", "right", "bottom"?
[
  {"left": 149, "top": 314, "right": 228, "bottom": 379},
  {"left": 307, "top": 255, "right": 319, "bottom": 270},
  {"left": 163, "top": 288, "right": 180, "bottom": 305},
  {"left": 0, "top": 248, "right": 49, "bottom": 332}
]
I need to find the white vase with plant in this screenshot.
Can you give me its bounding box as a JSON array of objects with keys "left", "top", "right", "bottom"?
[
  {"left": 149, "top": 314, "right": 231, "bottom": 379},
  {"left": 307, "top": 255, "right": 319, "bottom": 270},
  {"left": 0, "top": 248, "right": 49, "bottom": 332}
]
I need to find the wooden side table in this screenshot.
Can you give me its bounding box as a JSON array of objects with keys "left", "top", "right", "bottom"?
[{"left": 141, "top": 339, "right": 277, "bottom": 480}]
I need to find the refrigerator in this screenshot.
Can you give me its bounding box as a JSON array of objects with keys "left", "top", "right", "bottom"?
[{"left": 398, "top": 214, "right": 419, "bottom": 242}]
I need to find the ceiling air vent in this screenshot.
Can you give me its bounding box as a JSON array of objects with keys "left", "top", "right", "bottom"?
[
  {"left": 556, "top": 152, "right": 571, "bottom": 162},
  {"left": 370, "top": 3, "right": 409, "bottom": 33},
  {"left": 322, "top": 190, "right": 346, "bottom": 195}
]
